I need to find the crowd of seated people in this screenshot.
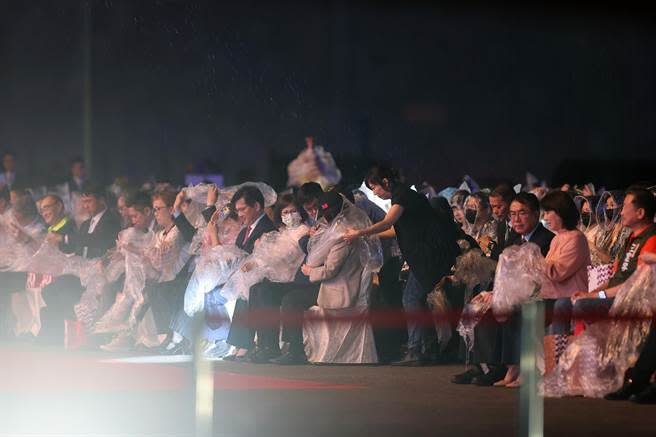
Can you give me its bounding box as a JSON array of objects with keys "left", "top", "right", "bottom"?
[{"left": 1, "top": 151, "right": 656, "bottom": 404}]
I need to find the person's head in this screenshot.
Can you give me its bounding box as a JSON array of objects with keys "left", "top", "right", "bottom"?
[
  {"left": 489, "top": 183, "right": 513, "bottom": 222},
  {"left": 463, "top": 192, "right": 490, "bottom": 225},
  {"left": 116, "top": 193, "right": 131, "bottom": 225},
  {"left": 12, "top": 194, "right": 38, "bottom": 226},
  {"left": 365, "top": 164, "right": 401, "bottom": 200},
  {"left": 70, "top": 158, "right": 85, "bottom": 179},
  {"left": 317, "top": 190, "right": 344, "bottom": 224},
  {"left": 80, "top": 185, "right": 107, "bottom": 216},
  {"left": 599, "top": 190, "right": 625, "bottom": 224},
  {"left": 274, "top": 193, "right": 305, "bottom": 228},
  {"left": 621, "top": 186, "right": 656, "bottom": 230},
  {"left": 509, "top": 192, "right": 541, "bottom": 236},
  {"left": 296, "top": 182, "right": 323, "bottom": 222},
  {"left": 125, "top": 191, "right": 154, "bottom": 231},
  {"left": 152, "top": 191, "right": 176, "bottom": 228},
  {"left": 449, "top": 189, "right": 469, "bottom": 225},
  {"left": 39, "top": 194, "right": 66, "bottom": 226},
  {"left": 2, "top": 152, "right": 16, "bottom": 173},
  {"left": 0, "top": 186, "right": 9, "bottom": 213},
  {"left": 576, "top": 195, "right": 599, "bottom": 228},
  {"left": 540, "top": 190, "right": 580, "bottom": 233},
  {"left": 231, "top": 185, "right": 265, "bottom": 226}
]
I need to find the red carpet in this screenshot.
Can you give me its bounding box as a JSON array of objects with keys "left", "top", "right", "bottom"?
[{"left": 0, "top": 346, "right": 362, "bottom": 392}]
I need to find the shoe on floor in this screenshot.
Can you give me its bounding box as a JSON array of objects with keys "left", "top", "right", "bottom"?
[
  {"left": 160, "top": 339, "right": 191, "bottom": 356},
  {"left": 630, "top": 384, "right": 656, "bottom": 404},
  {"left": 250, "top": 347, "right": 282, "bottom": 364},
  {"left": 471, "top": 367, "right": 508, "bottom": 386},
  {"left": 269, "top": 352, "right": 308, "bottom": 365},
  {"left": 391, "top": 350, "right": 423, "bottom": 367},
  {"left": 451, "top": 366, "right": 483, "bottom": 384}
]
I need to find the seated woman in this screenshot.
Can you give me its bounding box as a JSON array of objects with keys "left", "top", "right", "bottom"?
[
  {"left": 462, "top": 192, "right": 498, "bottom": 257},
  {"left": 490, "top": 191, "right": 590, "bottom": 388},
  {"left": 274, "top": 190, "right": 380, "bottom": 364}
]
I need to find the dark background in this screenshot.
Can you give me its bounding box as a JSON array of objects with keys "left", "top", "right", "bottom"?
[{"left": 1, "top": 1, "right": 655, "bottom": 191}]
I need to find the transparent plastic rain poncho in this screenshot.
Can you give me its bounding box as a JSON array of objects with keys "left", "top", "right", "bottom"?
[
  {"left": 461, "top": 194, "right": 498, "bottom": 256},
  {"left": 450, "top": 249, "right": 497, "bottom": 352},
  {"left": 286, "top": 143, "right": 342, "bottom": 189},
  {"left": 221, "top": 224, "right": 310, "bottom": 302},
  {"left": 306, "top": 198, "right": 383, "bottom": 303},
  {"left": 93, "top": 227, "right": 156, "bottom": 333},
  {"left": 24, "top": 241, "right": 108, "bottom": 328},
  {"left": 0, "top": 216, "right": 46, "bottom": 272},
  {"left": 543, "top": 264, "right": 656, "bottom": 398},
  {"left": 181, "top": 220, "right": 244, "bottom": 314},
  {"left": 492, "top": 242, "right": 547, "bottom": 318},
  {"left": 182, "top": 182, "right": 277, "bottom": 254},
  {"left": 596, "top": 190, "right": 632, "bottom": 263}
]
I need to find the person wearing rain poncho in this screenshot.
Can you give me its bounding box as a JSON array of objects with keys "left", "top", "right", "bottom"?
[
  {"left": 0, "top": 194, "right": 46, "bottom": 338},
  {"left": 219, "top": 193, "right": 312, "bottom": 363},
  {"left": 208, "top": 185, "right": 277, "bottom": 360},
  {"left": 454, "top": 192, "right": 554, "bottom": 386},
  {"left": 35, "top": 195, "right": 81, "bottom": 343},
  {"left": 343, "top": 164, "right": 460, "bottom": 365},
  {"left": 273, "top": 190, "right": 381, "bottom": 364},
  {"left": 461, "top": 192, "right": 498, "bottom": 257},
  {"left": 97, "top": 190, "right": 191, "bottom": 351},
  {"left": 541, "top": 187, "right": 656, "bottom": 399}
]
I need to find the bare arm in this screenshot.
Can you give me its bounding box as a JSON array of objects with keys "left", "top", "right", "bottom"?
[{"left": 342, "top": 205, "right": 403, "bottom": 242}]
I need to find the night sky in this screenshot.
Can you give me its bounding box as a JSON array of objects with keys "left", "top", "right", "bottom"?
[{"left": 1, "top": 1, "right": 655, "bottom": 191}]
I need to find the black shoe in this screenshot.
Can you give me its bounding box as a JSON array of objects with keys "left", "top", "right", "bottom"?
[
  {"left": 471, "top": 367, "right": 507, "bottom": 386},
  {"left": 250, "top": 348, "right": 282, "bottom": 364},
  {"left": 269, "top": 352, "right": 308, "bottom": 365},
  {"left": 451, "top": 366, "right": 483, "bottom": 384},
  {"left": 222, "top": 354, "right": 238, "bottom": 362},
  {"left": 630, "top": 384, "right": 656, "bottom": 404},
  {"left": 160, "top": 340, "right": 191, "bottom": 356},
  {"left": 391, "top": 350, "right": 423, "bottom": 366},
  {"left": 605, "top": 382, "right": 645, "bottom": 401}
]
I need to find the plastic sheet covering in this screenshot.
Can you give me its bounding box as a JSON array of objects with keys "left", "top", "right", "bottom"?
[
  {"left": 427, "top": 281, "right": 453, "bottom": 351},
  {"left": 93, "top": 228, "right": 155, "bottom": 333},
  {"left": 491, "top": 243, "right": 547, "bottom": 318},
  {"left": 307, "top": 199, "right": 383, "bottom": 297},
  {"left": 0, "top": 216, "right": 46, "bottom": 272},
  {"left": 22, "top": 241, "right": 110, "bottom": 329},
  {"left": 222, "top": 224, "right": 310, "bottom": 301},
  {"left": 596, "top": 190, "right": 631, "bottom": 263},
  {"left": 432, "top": 250, "right": 496, "bottom": 351},
  {"left": 453, "top": 249, "right": 497, "bottom": 302},
  {"left": 142, "top": 226, "right": 190, "bottom": 283},
  {"left": 457, "top": 299, "right": 492, "bottom": 354},
  {"left": 543, "top": 264, "right": 656, "bottom": 398},
  {"left": 184, "top": 244, "right": 248, "bottom": 316},
  {"left": 184, "top": 182, "right": 278, "bottom": 210},
  {"left": 287, "top": 143, "right": 342, "bottom": 189}
]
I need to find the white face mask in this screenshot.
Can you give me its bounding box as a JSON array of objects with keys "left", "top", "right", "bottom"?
[{"left": 281, "top": 212, "right": 302, "bottom": 228}]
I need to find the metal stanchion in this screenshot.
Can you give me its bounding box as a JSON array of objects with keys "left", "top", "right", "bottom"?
[
  {"left": 193, "top": 314, "right": 213, "bottom": 437},
  {"left": 520, "top": 301, "right": 544, "bottom": 437}
]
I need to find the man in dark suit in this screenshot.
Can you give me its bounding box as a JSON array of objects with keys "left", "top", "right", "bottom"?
[
  {"left": 489, "top": 183, "right": 515, "bottom": 260},
  {"left": 221, "top": 186, "right": 276, "bottom": 360},
  {"left": 76, "top": 185, "right": 121, "bottom": 260},
  {"left": 38, "top": 195, "right": 83, "bottom": 343},
  {"left": 453, "top": 192, "right": 554, "bottom": 386},
  {"left": 163, "top": 185, "right": 276, "bottom": 356}
]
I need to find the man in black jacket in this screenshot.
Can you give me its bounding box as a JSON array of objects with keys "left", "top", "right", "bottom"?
[
  {"left": 453, "top": 192, "right": 554, "bottom": 386},
  {"left": 76, "top": 185, "right": 121, "bottom": 260}
]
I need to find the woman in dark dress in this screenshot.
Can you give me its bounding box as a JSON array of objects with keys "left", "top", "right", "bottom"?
[{"left": 343, "top": 165, "right": 460, "bottom": 364}]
